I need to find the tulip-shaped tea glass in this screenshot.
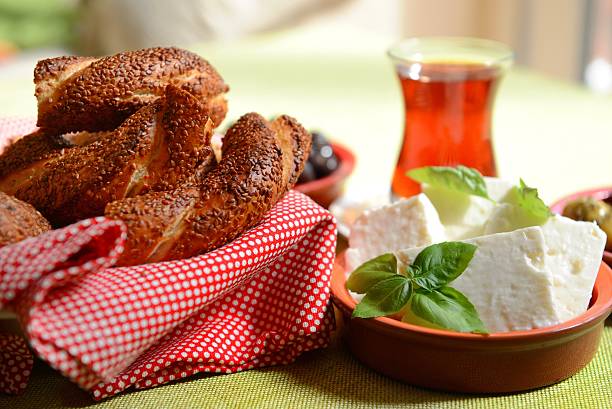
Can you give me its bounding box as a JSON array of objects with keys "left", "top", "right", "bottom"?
[{"left": 388, "top": 37, "right": 513, "bottom": 198}]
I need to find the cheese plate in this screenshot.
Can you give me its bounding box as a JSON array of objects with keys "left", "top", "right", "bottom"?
[
  {"left": 332, "top": 168, "right": 612, "bottom": 393},
  {"left": 331, "top": 254, "right": 612, "bottom": 393}
]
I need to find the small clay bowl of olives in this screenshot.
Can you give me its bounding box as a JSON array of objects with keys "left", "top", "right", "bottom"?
[
  {"left": 295, "top": 131, "right": 356, "bottom": 208},
  {"left": 551, "top": 187, "right": 612, "bottom": 266}
]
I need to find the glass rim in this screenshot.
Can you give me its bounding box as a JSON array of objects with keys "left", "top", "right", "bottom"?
[{"left": 388, "top": 36, "right": 514, "bottom": 67}]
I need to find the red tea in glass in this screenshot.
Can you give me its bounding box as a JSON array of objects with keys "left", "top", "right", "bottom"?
[{"left": 388, "top": 38, "right": 513, "bottom": 198}]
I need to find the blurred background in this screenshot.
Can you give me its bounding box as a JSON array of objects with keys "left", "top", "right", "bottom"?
[
  {"left": 0, "top": 0, "right": 611, "bottom": 204},
  {"left": 1, "top": 0, "right": 610, "bottom": 92}
]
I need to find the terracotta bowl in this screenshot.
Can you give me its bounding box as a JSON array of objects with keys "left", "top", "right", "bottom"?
[
  {"left": 550, "top": 187, "right": 612, "bottom": 266},
  {"left": 295, "top": 142, "right": 356, "bottom": 208},
  {"left": 331, "top": 255, "right": 612, "bottom": 393}
]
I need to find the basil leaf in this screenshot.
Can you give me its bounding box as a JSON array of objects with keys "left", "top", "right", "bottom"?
[
  {"left": 406, "top": 264, "right": 420, "bottom": 279},
  {"left": 411, "top": 242, "right": 477, "bottom": 290},
  {"left": 508, "top": 179, "right": 552, "bottom": 224},
  {"left": 352, "top": 276, "right": 412, "bottom": 319},
  {"left": 408, "top": 287, "right": 488, "bottom": 334},
  {"left": 407, "top": 165, "right": 490, "bottom": 199},
  {"left": 346, "top": 253, "right": 398, "bottom": 294}
]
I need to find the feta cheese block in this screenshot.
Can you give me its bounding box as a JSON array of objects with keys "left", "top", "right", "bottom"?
[
  {"left": 485, "top": 212, "right": 606, "bottom": 322},
  {"left": 485, "top": 177, "right": 516, "bottom": 202},
  {"left": 395, "top": 227, "right": 563, "bottom": 333},
  {"left": 423, "top": 177, "right": 515, "bottom": 240},
  {"left": 345, "top": 194, "right": 446, "bottom": 272},
  {"left": 540, "top": 215, "right": 606, "bottom": 322}
]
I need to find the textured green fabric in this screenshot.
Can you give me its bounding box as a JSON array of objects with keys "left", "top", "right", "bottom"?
[{"left": 1, "top": 318, "right": 611, "bottom": 409}]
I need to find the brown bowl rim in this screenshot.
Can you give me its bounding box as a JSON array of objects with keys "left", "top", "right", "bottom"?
[
  {"left": 294, "top": 142, "right": 356, "bottom": 194},
  {"left": 331, "top": 252, "right": 612, "bottom": 342}
]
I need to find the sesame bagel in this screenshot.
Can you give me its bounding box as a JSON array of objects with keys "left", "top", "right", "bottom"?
[
  {"left": 106, "top": 113, "right": 311, "bottom": 266},
  {"left": 7, "top": 85, "right": 214, "bottom": 226},
  {"left": 35, "top": 47, "right": 228, "bottom": 134}
]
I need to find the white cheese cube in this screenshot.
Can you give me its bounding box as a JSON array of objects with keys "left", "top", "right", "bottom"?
[
  {"left": 485, "top": 211, "right": 606, "bottom": 322},
  {"left": 485, "top": 177, "right": 516, "bottom": 202},
  {"left": 540, "top": 215, "right": 606, "bottom": 322},
  {"left": 395, "top": 227, "right": 563, "bottom": 333},
  {"left": 423, "top": 177, "right": 515, "bottom": 240},
  {"left": 345, "top": 194, "right": 446, "bottom": 272}
]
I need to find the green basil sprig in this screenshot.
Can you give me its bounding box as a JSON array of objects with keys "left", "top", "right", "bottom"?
[
  {"left": 508, "top": 179, "right": 552, "bottom": 224},
  {"left": 407, "top": 165, "right": 490, "bottom": 200},
  {"left": 347, "top": 242, "right": 487, "bottom": 334},
  {"left": 407, "top": 165, "right": 552, "bottom": 224}
]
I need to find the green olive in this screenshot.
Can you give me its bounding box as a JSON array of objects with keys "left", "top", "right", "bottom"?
[
  {"left": 563, "top": 197, "right": 612, "bottom": 251},
  {"left": 598, "top": 214, "right": 612, "bottom": 251},
  {"left": 562, "top": 197, "right": 610, "bottom": 222}
]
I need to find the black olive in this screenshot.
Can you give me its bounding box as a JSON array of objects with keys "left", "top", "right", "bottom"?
[
  {"left": 298, "top": 161, "right": 317, "bottom": 184},
  {"left": 306, "top": 130, "right": 340, "bottom": 179},
  {"left": 322, "top": 155, "right": 339, "bottom": 175},
  {"left": 311, "top": 155, "right": 338, "bottom": 178},
  {"left": 311, "top": 131, "right": 328, "bottom": 148}
]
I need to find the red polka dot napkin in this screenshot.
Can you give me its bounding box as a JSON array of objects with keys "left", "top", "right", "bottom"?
[
  {"left": 0, "top": 117, "right": 36, "bottom": 155},
  {"left": 0, "top": 334, "right": 33, "bottom": 394},
  {"left": 0, "top": 119, "right": 337, "bottom": 400}
]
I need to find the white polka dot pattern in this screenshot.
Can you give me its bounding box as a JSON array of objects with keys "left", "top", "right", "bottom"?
[
  {"left": 0, "top": 333, "right": 33, "bottom": 394},
  {"left": 0, "top": 114, "right": 338, "bottom": 401}
]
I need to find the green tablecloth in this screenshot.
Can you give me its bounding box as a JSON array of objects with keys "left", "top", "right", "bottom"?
[
  {"left": 1, "top": 23, "right": 611, "bottom": 408},
  {"left": 2, "top": 317, "right": 611, "bottom": 409}
]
